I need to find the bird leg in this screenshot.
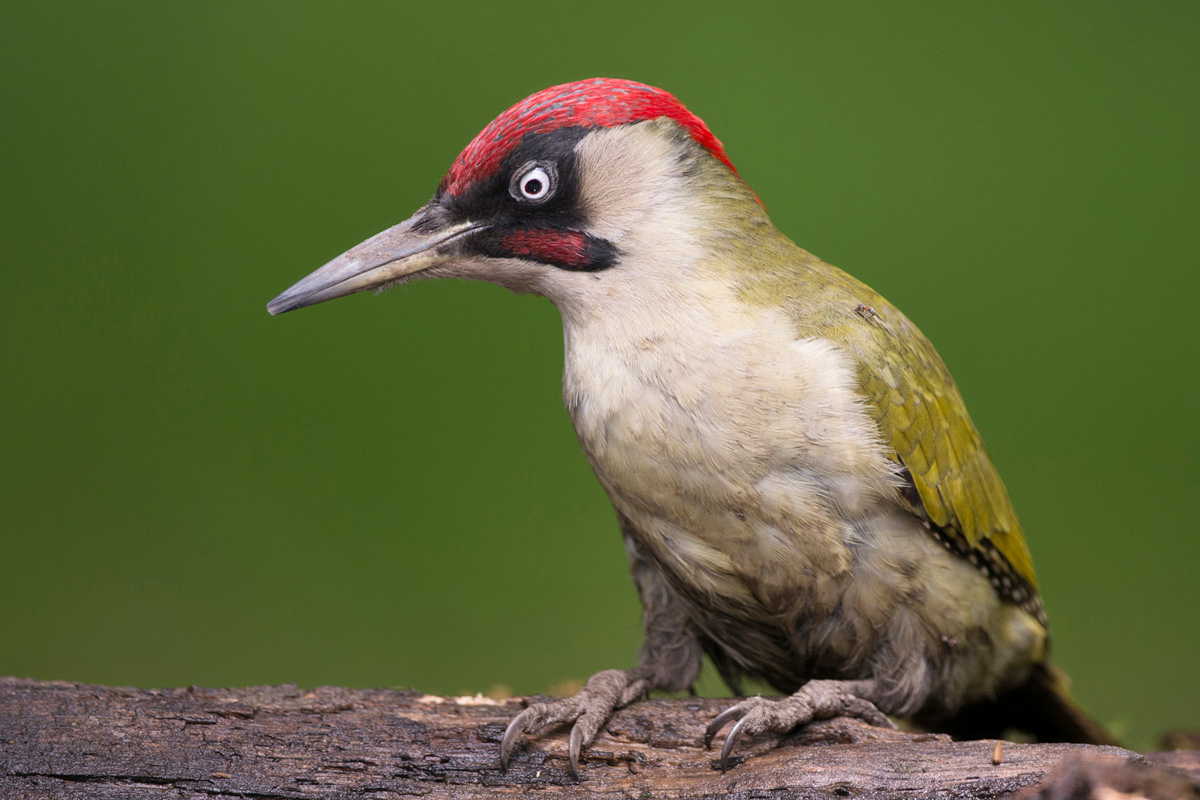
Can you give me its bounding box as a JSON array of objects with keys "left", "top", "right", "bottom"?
[
  {"left": 500, "top": 667, "right": 651, "bottom": 778},
  {"left": 499, "top": 524, "right": 704, "bottom": 779},
  {"left": 705, "top": 679, "right": 896, "bottom": 770}
]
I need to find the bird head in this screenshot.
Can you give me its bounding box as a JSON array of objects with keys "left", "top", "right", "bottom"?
[{"left": 267, "top": 78, "right": 766, "bottom": 317}]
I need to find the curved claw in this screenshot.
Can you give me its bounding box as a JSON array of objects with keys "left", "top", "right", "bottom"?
[
  {"left": 704, "top": 705, "right": 744, "bottom": 749},
  {"left": 495, "top": 669, "right": 641, "bottom": 777},
  {"left": 568, "top": 723, "right": 584, "bottom": 780},
  {"left": 719, "top": 715, "right": 752, "bottom": 771},
  {"left": 499, "top": 709, "right": 530, "bottom": 772}
]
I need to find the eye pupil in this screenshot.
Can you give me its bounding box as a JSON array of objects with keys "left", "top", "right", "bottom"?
[{"left": 524, "top": 178, "right": 543, "bottom": 195}]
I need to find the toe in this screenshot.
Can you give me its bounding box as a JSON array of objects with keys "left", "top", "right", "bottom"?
[
  {"left": 496, "top": 669, "right": 643, "bottom": 777},
  {"left": 565, "top": 706, "right": 609, "bottom": 778},
  {"left": 568, "top": 723, "right": 584, "bottom": 780},
  {"left": 703, "top": 682, "right": 894, "bottom": 772},
  {"left": 839, "top": 695, "right": 896, "bottom": 729},
  {"left": 700, "top": 695, "right": 768, "bottom": 753},
  {"left": 719, "top": 715, "right": 754, "bottom": 771},
  {"left": 705, "top": 703, "right": 750, "bottom": 749},
  {"left": 500, "top": 706, "right": 537, "bottom": 771}
]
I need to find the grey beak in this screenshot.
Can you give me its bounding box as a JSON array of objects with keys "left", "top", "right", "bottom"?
[{"left": 267, "top": 205, "right": 485, "bottom": 315}]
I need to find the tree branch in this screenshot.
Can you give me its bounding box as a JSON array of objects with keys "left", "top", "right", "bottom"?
[{"left": 1, "top": 678, "right": 1195, "bottom": 799}]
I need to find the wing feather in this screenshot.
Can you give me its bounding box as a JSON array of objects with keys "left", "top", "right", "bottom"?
[
  {"left": 751, "top": 246, "right": 1047, "bottom": 626},
  {"left": 851, "top": 298, "right": 1045, "bottom": 624}
]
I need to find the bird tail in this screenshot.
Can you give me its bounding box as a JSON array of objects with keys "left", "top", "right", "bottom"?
[{"left": 940, "top": 661, "right": 1113, "bottom": 745}]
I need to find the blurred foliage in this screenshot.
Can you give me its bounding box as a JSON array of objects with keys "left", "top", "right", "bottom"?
[{"left": 1, "top": 1, "right": 1196, "bottom": 751}]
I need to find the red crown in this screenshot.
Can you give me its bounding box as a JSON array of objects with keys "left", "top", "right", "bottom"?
[{"left": 442, "top": 78, "right": 737, "bottom": 197}]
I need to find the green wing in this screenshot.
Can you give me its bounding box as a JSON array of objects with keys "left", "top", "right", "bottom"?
[
  {"left": 747, "top": 244, "right": 1046, "bottom": 626},
  {"left": 864, "top": 302, "right": 1041, "bottom": 568},
  {"left": 849, "top": 297, "right": 1044, "bottom": 623}
]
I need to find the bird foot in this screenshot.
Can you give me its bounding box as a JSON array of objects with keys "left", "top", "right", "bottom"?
[
  {"left": 704, "top": 679, "right": 896, "bottom": 770},
  {"left": 500, "top": 668, "right": 648, "bottom": 779}
]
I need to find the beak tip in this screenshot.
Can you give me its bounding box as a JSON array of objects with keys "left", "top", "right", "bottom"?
[
  {"left": 265, "top": 208, "right": 476, "bottom": 318},
  {"left": 266, "top": 296, "right": 294, "bottom": 316}
]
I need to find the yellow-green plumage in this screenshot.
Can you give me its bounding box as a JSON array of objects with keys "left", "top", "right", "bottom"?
[
  {"left": 267, "top": 81, "right": 1111, "bottom": 771},
  {"left": 550, "top": 123, "right": 1054, "bottom": 725},
  {"left": 800, "top": 259, "right": 1041, "bottom": 618},
  {"left": 704, "top": 159, "right": 1043, "bottom": 627},
  {"left": 854, "top": 294, "right": 1042, "bottom": 603}
]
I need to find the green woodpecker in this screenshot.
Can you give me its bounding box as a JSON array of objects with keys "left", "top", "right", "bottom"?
[{"left": 268, "top": 78, "right": 1108, "bottom": 775}]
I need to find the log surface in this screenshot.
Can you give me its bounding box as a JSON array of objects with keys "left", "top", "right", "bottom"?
[{"left": 1, "top": 677, "right": 1195, "bottom": 799}]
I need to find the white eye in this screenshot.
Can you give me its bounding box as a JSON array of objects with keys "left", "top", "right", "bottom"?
[
  {"left": 510, "top": 161, "right": 557, "bottom": 204},
  {"left": 518, "top": 167, "right": 550, "bottom": 200}
]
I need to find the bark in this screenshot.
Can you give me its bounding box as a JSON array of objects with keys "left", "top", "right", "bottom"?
[{"left": 1, "top": 677, "right": 1196, "bottom": 799}]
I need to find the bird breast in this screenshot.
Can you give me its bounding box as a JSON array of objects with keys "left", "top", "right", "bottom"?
[{"left": 560, "top": 287, "right": 903, "bottom": 620}]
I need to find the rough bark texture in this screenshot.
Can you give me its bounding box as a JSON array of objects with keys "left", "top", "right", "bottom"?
[{"left": 1, "top": 678, "right": 1196, "bottom": 799}]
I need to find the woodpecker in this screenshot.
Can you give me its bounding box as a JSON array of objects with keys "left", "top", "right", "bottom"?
[{"left": 268, "top": 78, "right": 1109, "bottom": 774}]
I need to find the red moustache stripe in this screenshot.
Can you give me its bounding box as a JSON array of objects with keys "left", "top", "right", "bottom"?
[{"left": 502, "top": 229, "right": 591, "bottom": 269}]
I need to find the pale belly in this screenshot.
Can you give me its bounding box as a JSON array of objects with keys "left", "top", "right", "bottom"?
[
  {"left": 565, "top": 327, "right": 898, "bottom": 622},
  {"left": 562, "top": 326, "right": 1044, "bottom": 715}
]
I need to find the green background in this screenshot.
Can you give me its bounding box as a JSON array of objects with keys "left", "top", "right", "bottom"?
[{"left": 2, "top": 2, "right": 1196, "bottom": 750}]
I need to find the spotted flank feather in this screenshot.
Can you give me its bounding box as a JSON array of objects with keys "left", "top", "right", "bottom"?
[{"left": 927, "top": 518, "right": 1047, "bottom": 626}]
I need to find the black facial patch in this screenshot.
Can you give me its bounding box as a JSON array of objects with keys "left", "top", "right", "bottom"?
[{"left": 437, "top": 127, "right": 618, "bottom": 272}]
